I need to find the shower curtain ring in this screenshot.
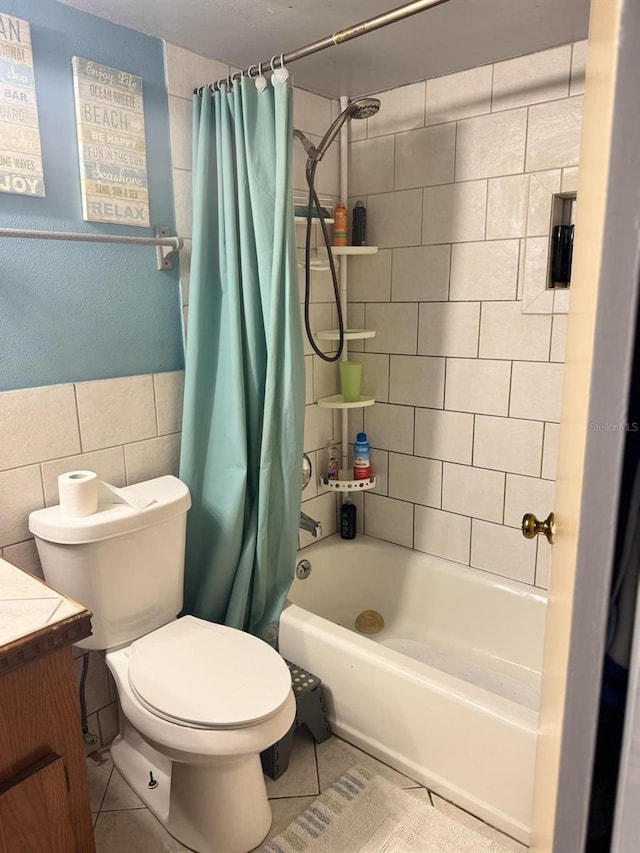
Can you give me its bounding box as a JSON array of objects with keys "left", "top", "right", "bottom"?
[
  {"left": 247, "top": 64, "right": 258, "bottom": 79},
  {"left": 254, "top": 61, "right": 268, "bottom": 91},
  {"left": 271, "top": 53, "right": 288, "bottom": 85}
]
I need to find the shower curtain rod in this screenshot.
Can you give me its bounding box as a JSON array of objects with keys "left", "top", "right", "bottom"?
[
  {"left": 195, "top": 0, "right": 450, "bottom": 94},
  {"left": 0, "top": 226, "right": 183, "bottom": 271}
]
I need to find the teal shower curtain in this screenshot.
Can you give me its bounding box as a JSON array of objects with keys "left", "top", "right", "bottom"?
[{"left": 179, "top": 76, "right": 305, "bottom": 643}]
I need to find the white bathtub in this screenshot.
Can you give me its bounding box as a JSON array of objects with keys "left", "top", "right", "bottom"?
[{"left": 279, "top": 534, "right": 547, "bottom": 844}]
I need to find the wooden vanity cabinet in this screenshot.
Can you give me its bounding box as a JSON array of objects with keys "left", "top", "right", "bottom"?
[{"left": 0, "top": 612, "right": 95, "bottom": 853}]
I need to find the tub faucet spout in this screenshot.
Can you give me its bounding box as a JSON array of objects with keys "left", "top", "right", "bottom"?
[{"left": 300, "top": 510, "right": 322, "bottom": 538}]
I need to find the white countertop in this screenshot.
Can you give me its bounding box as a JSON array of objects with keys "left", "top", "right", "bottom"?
[{"left": 0, "top": 557, "right": 87, "bottom": 648}]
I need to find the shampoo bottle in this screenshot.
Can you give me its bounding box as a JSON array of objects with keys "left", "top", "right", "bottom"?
[
  {"left": 332, "top": 201, "right": 348, "bottom": 246},
  {"left": 340, "top": 498, "right": 356, "bottom": 539},
  {"left": 351, "top": 200, "right": 367, "bottom": 246},
  {"left": 353, "top": 432, "right": 371, "bottom": 481}
]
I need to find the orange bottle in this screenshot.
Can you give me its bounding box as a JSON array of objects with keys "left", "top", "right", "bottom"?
[{"left": 332, "top": 201, "right": 348, "bottom": 246}]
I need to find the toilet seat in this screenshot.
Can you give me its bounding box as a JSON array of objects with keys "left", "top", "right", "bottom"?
[{"left": 128, "top": 616, "right": 292, "bottom": 730}]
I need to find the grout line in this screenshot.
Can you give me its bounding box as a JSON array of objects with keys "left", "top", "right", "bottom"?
[
  {"left": 97, "top": 764, "right": 115, "bottom": 815},
  {"left": 72, "top": 383, "right": 84, "bottom": 453},
  {"left": 540, "top": 422, "right": 547, "bottom": 478},
  {"left": 37, "top": 461, "right": 46, "bottom": 509},
  {"left": 151, "top": 375, "right": 160, "bottom": 437}
]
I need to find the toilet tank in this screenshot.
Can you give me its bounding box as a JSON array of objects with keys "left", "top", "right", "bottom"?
[{"left": 29, "top": 476, "right": 191, "bottom": 650}]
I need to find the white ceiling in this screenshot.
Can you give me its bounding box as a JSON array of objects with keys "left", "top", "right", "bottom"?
[{"left": 58, "top": 0, "right": 591, "bottom": 98}]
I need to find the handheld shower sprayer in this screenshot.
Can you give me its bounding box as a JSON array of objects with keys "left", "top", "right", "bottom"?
[
  {"left": 295, "top": 97, "right": 381, "bottom": 362},
  {"left": 293, "top": 129, "right": 319, "bottom": 160},
  {"left": 295, "top": 97, "right": 381, "bottom": 163}
]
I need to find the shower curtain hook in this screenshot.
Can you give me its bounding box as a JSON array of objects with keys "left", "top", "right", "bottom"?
[
  {"left": 271, "top": 53, "right": 289, "bottom": 85},
  {"left": 255, "top": 60, "right": 268, "bottom": 91}
]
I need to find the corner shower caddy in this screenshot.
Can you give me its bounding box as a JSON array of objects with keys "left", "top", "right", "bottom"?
[
  {"left": 316, "top": 238, "right": 379, "bottom": 493},
  {"left": 316, "top": 245, "right": 378, "bottom": 412}
]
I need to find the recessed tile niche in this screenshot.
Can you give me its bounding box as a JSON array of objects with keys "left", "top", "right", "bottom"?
[{"left": 522, "top": 169, "right": 577, "bottom": 315}]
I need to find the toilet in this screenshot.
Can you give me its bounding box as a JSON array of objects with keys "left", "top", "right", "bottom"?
[{"left": 29, "top": 475, "right": 295, "bottom": 853}]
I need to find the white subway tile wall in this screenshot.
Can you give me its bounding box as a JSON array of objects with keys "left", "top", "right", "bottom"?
[{"left": 347, "top": 41, "right": 584, "bottom": 588}]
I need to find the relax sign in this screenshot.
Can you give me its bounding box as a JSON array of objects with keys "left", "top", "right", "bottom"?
[
  {"left": 72, "top": 57, "right": 150, "bottom": 227},
  {"left": 0, "top": 12, "right": 45, "bottom": 197}
]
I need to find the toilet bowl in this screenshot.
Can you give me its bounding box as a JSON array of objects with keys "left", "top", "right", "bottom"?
[
  {"left": 29, "top": 476, "right": 295, "bottom": 853},
  {"left": 107, "top": 617, "right": 295, "bottom": 853}
]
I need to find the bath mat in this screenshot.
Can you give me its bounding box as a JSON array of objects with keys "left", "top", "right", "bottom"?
[{"left": 258, "top": 766, "right": 513, "bottom": 853}]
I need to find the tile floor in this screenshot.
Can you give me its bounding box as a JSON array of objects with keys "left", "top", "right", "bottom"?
[{"left": 87, "top": 729, "right": 528, "bottom": 852}]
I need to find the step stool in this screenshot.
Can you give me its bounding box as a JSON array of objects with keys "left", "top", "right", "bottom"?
[{"left": 261, "top": 661, "right": 331, "bottom": 780}]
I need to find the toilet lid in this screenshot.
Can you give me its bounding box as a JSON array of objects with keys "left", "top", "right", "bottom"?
[{"left": 128, "top": 616, "right": 291, "bottom": 729}]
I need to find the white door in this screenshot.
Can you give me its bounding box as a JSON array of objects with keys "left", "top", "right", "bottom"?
[{"left": 531, "top": 0, "right": 640, "bottom": 850}]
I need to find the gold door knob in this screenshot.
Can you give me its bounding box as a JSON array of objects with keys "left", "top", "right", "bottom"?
[{"left": 521, "top": 512, "right": 555, "bottom": 544}]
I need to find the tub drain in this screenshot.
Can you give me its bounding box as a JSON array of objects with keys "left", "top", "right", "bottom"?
[{"left": 355, "top": 609, "right": 385, "bottom": 634}]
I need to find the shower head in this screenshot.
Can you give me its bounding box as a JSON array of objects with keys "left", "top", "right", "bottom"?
[
  {"left": 294, "top": 97, "right": 382, "bottom": 162},
  {"left": 347, "top": 97, "right": 381, "bottom": 120}
]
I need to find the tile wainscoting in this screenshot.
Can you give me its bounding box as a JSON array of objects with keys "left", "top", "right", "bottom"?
[{"left": 0, "top": 370, "right": 184, "bottom": 748}]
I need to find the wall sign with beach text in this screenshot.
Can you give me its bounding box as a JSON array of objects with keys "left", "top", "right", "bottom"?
[
  {"left": 72, "top": 56, "right": 150, "bottom": 227},
  {"left": 0, "top": 12, "right": 45, "bottom": 197}
]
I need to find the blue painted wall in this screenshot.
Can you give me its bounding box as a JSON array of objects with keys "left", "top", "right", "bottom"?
[{"left": 0, "top": 0, "right": 183, "bottom": 391}]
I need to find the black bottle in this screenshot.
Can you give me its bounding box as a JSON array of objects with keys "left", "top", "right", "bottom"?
[
  {"left": 351, "top": 200, "right": 367, "bottom": 246},
  {"left": 340, "top": 500, "right": 356, "bottom": 539}
]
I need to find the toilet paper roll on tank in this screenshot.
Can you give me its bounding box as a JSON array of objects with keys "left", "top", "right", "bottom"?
[{"left": 57, "top": 470, "right": 156, "bottom": 518}]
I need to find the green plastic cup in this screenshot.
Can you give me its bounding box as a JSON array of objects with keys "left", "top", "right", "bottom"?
[{"left": 339, "top": 360, "right": 362, "bottom": 402}]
